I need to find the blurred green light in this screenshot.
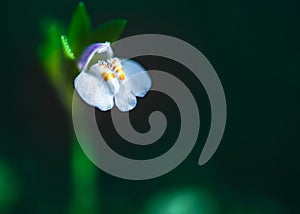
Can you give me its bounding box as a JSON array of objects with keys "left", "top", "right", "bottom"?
[
  {"left": 144, "top": 187, "right": 220, "bottom": 214},
  {"left": 0, "top": 160, "right": 21, "bottom": 213}
]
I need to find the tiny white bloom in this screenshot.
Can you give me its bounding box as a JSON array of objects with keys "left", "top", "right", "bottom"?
[{"left": 74, "top": 42, "right": 152, "bottom": 111}]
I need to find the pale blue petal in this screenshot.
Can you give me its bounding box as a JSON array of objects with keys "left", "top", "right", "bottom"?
[
  {"left": 114, "top": 85, "right": 137, "bottom": 112},
  {"left": 74, "top": 65, "right": 114, "bottom": 111},
  {"left": 121, "top": 59, "right": 152, "bottom": 97}
]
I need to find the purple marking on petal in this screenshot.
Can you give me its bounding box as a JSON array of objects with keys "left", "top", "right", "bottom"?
[
  {"left": 77, "top": 43, "right": 104, "bottom": 71},
  {"left": 77, "top": 43, "right": 113, "bottom": 71}
]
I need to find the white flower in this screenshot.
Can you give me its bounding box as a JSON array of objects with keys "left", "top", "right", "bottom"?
[{"left": 74, "top": 42, "right": 151, "bottom": 111}]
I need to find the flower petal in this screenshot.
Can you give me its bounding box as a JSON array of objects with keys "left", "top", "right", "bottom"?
[
  {"left": 77, "top": 42, "right": 113, "bottom": 71},
  {"left": 114, "top": 85, "right": 137, "bottom": 112},
  {"left": 74, "top": 64, "right": 114, "bottom": 111},
  {"left": 121, "top": 59, "right": 152, "bottom": 97}
]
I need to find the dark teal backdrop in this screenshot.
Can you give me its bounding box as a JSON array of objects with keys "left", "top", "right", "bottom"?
[{"left": 1, "top": 0, "right": 299, "bottom": 213}]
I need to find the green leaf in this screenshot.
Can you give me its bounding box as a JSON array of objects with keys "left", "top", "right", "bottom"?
[
  {"left": 38, "top": 19, "right": 75, "bottom": 111},
  {"left": 38, "top": 19, "right": 65, "bottom": 78},
  {"left": 90, "top": 19, "right": 127, "bottom": 43},
  {"left": 68, "top": 2, "right": 92, "bottom": 57},
  {"left": 61, "top": 35, "right": 75, "bottom": 60}
]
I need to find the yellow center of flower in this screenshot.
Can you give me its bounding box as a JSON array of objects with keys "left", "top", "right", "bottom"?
[{"left": 102, "top": 72, "right": 116, "bottom": 81}]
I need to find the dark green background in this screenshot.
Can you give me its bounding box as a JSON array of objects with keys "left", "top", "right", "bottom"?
[{"left": 1, "top": 0, "right": 299, "bottom": 213}]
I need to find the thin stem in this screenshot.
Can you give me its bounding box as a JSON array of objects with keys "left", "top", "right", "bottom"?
[{"left": 69, "top": 133, "right": 101, "bottom": 214}]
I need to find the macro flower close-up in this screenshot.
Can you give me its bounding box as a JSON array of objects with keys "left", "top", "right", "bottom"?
[
  {"left": 74, "top": 42, "right": 151, "bottom": 111},
  {"left": 1, "top": 0, "right": 299, "bottom": 213}
]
